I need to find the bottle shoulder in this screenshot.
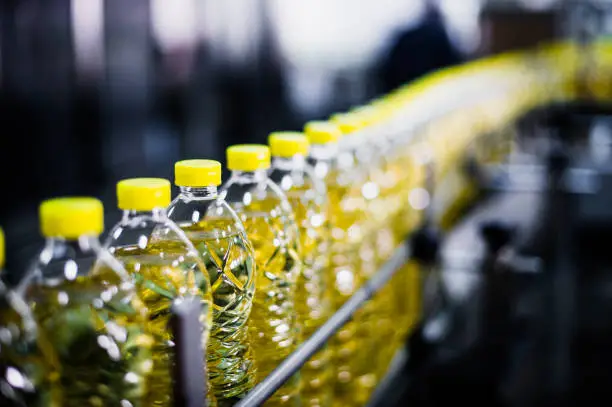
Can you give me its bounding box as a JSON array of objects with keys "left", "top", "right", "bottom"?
[
  {"left": 221, "top": 177, "right": 301, "bottom": 249},
  {"left": 21, "top": 237, "right": 127, "bottom": 289},
  {"left": 105, "top": 213, "right": 199, "bottom": 253},
  {"left": 269, "top": 165, "right": 326, "bottom": 198},
  {"left": 168, "top": 195, "right": 247, "bottom": 238},
  {"left": 221, "top": 177, "right": 294, "bottom": 217},
  {"left": 0, "top": 283, "right": 38, "bottom": 341}
]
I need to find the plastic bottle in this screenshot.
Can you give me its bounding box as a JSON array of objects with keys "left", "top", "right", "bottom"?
[
  {"left": 304, "top": 120, "right": 365, "bottom": 407},
  {"left": 330, "top": 112, "right": 393, "bottom": 403},
  {"left": 20, "top": 197, "right": 153, "bottom": 406},
  {"left": 167, "top": 159, "right": 256, "bottom": 404},
  {"left": 104, "top": 179, "right": 214, "bottom": 406},
  {"left": 268, "top": 132, "right": 332, "bottom": 407},
  {"left": 375, "top": 99, "right": 426, "bottom": 346},
  {"left": 220, "top": 145, "right": 302, "bottom": 406},
  {"left": 385, "top": 90, "right": 436, "bottom": 342},
  {"left": 349, "top": 106, "right": 403, "bottom": 376},
  {"left": 0, "top": 227, "right": 40, "bottom": 407}
]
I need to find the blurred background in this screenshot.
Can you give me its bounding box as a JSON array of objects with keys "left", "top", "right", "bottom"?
[{"left": 0, "top": 0, "right": 565, "bottom": 271}]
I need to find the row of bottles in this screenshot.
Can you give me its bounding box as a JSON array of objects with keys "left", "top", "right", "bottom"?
[
  {"left": 1, "top": 42, "right": 591, "bottom": 406},
  {"left": 0, "top": 140, "right": 323, "bottom": 407},
  {"left": 0, "top": 192, "right": 214, "bottom": 407}
]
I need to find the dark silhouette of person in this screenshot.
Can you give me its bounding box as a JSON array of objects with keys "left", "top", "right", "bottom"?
[{"left": 376, "top": 2, "right": 463, "bottom": 94}]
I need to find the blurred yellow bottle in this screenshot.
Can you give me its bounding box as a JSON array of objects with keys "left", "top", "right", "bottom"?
[
  {"left": 305, "top": 119, "right": 368, "bottom": 407},
  {"left": 168, "top": 160, "right": 257, "bottom": 405},
  {"left": 268, "top": 132, "right": 333, "bottom": 407},
  {"left": 370, "top": 98, "right": 427, "bottom": 346},
  {"left": 334, "top": 111, "right": 397, "bottom": 400},
  {"left": 104, "top": 179, "right": 215, "bottom": 406},
  {"left": 358, "top": 105, "right": 411, "bottom": 375},
  {"left": 220, "top": 145, "right": 302, "bottom": 406}
]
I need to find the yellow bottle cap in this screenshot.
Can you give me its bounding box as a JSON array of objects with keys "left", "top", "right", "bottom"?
[
  {"left": 303, "top": 121, "right": 342, "bottom": 145},
  {"left": 268, "top": 132, "right": 309, "bottom": 157},
  {"left": 40, "top": 197, "right": 104, "bottom": 239},
  {"left": 0, "top": 227, "right": 4, "bottom": 269},
  {"left": 175, "top": 159, "right": 222, "bottom": 187},
  {"left": 330, "top": 113, "right": 361, "bottom": 134},
  {"left": 226, "top": 144, "right": 271, "bottom": 171},
  {"left": 117, "top": 178, "right": 171, "bottom": 211}
]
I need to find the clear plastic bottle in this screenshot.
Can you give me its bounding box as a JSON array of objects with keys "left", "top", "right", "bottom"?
[
  {"left": 375, "top": 99, "right": 427, "bottom": 347},
  {"left": 103, "top": 179, "right": 214, "bottom": 406},
  {"left": 220, "top": 145, "right": 302, "bottom": 407},
  {"left": 329, "top": 112, "right": 390, "bottom": 403},
  {"left": 385, "top": 85, "right": 440, "bottom": 341},
  {"left": 304, "top": 120, "right": 365, "bottom": 407},
  {"left": 0, "top": 227, "right": 40, "bottom": 407},
  {"left": 20, "top": 197, "right": 154, "bottom": 406},
  {"left": 268, "top": 132, "right": 332, "bottom": 407},
  {"left": 349, "top": 107, "right": 402, "bottom": 378},
  {"left": 167, "top": 160, "right": 256, "bottom": 404}
]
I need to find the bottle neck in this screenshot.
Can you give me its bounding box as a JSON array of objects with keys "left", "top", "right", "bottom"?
[
  {"left": 121, "top": 207, "right": 168, "bottom": 223},
  {"left": 309, "top": 143, "right": 338, "bottom": 162},
  {"left": 31, "top": 234, "right": 131, "bottom": 286},
  {"left": 178, "top": 186, "right": 218, "bottom": 200},
  {"left": 44, "top": 235, "right": 101, "bottom": 253},
  {"left": 36, "top": 234, "right": 102, "bottom": 281},
  {"left": 272, "top": 155, "right": 307, "bottom": 171},
  {"left": 230, "top": 169, "right": 269, "bottom": 183}
]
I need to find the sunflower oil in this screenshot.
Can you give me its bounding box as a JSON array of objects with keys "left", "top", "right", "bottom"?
[
  {"left": 20, "top": 197, "right": 154, "bottom": 406},
  {"left": 336, "top": 112, "right": 393, "bottom": 402},
  {"left": 0, "top": 227, "right": 42, "bottom": 407},
  {"left": 104, "top": 179, "right": 215, "bottom": 407},
  {"left": 390, "top": 146, "right": 429, "bottom": 343},
  {"left": 0, "top": 288, "right": 40, "bottom": 407},
  {"left": 305, "top": 121, "right": 365, "bottom": 407},
  {"left": 355, "top": 107, "right": 405, "bottom": 378},
  {"left": 385, "top": 99, "right": 431, "bottom": 346},
  {"left": 268, "top": 132, "right": 332, "bottom": 407},
  {"left": 168, "top": 159, "right": 256, "bottom": 404},
  {"left": 363, "top": 102, "right": 428, "bottom": 359},
  {"left": 380, "top": 94, "right": 433, "bottom": 346},
  {"left": 221, "top": 145, "right": 302, "bottom": 407}
]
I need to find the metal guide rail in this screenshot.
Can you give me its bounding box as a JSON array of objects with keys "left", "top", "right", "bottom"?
[{"left": 170, "top": 235, "right": 429, "bottom": 407}]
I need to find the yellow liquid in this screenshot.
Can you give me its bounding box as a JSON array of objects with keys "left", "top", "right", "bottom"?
[
  {"left": 112, "top": 244, "right": 213, "bottom": 407},
  {"left": 0, "top": 287, "right": 43, "bottom": 406},
  {"left": 25, "top": 270, "right": 154, "bottom": 406},
  {"left": 340, "top": 156, "right": 405, "bottom": 399},
  {"left": 377, "top": 156, "right": 415, "bottom": 355},
  {"left": 372, "top": 227, "right": 399, "bottom": 381},
  {"left": 405, "top": 262, "right": 422, "bottom": 334},
  {"left": 235, "top": 200, "right": 301, "bottom": 407},
  {"left": 389, "top": 150, "right": 426, "bottom": 344},
  {"left": 285, "top": 187, "right": 332, "bottom": 407},
  {"left": 391, "top": 145, "right": 426, "bottom": 338},
  {"left": 179, "top": 219, "right": 256, "bottom": 402},
  {"left": 490, "top": 125, "right": 514, "bottom": 164},
  {"left": 351, "top": 228, "right": 395, "bottom": 404},
  {"left": 326, "top": 181, "right": 366, "bottom": 407}
]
